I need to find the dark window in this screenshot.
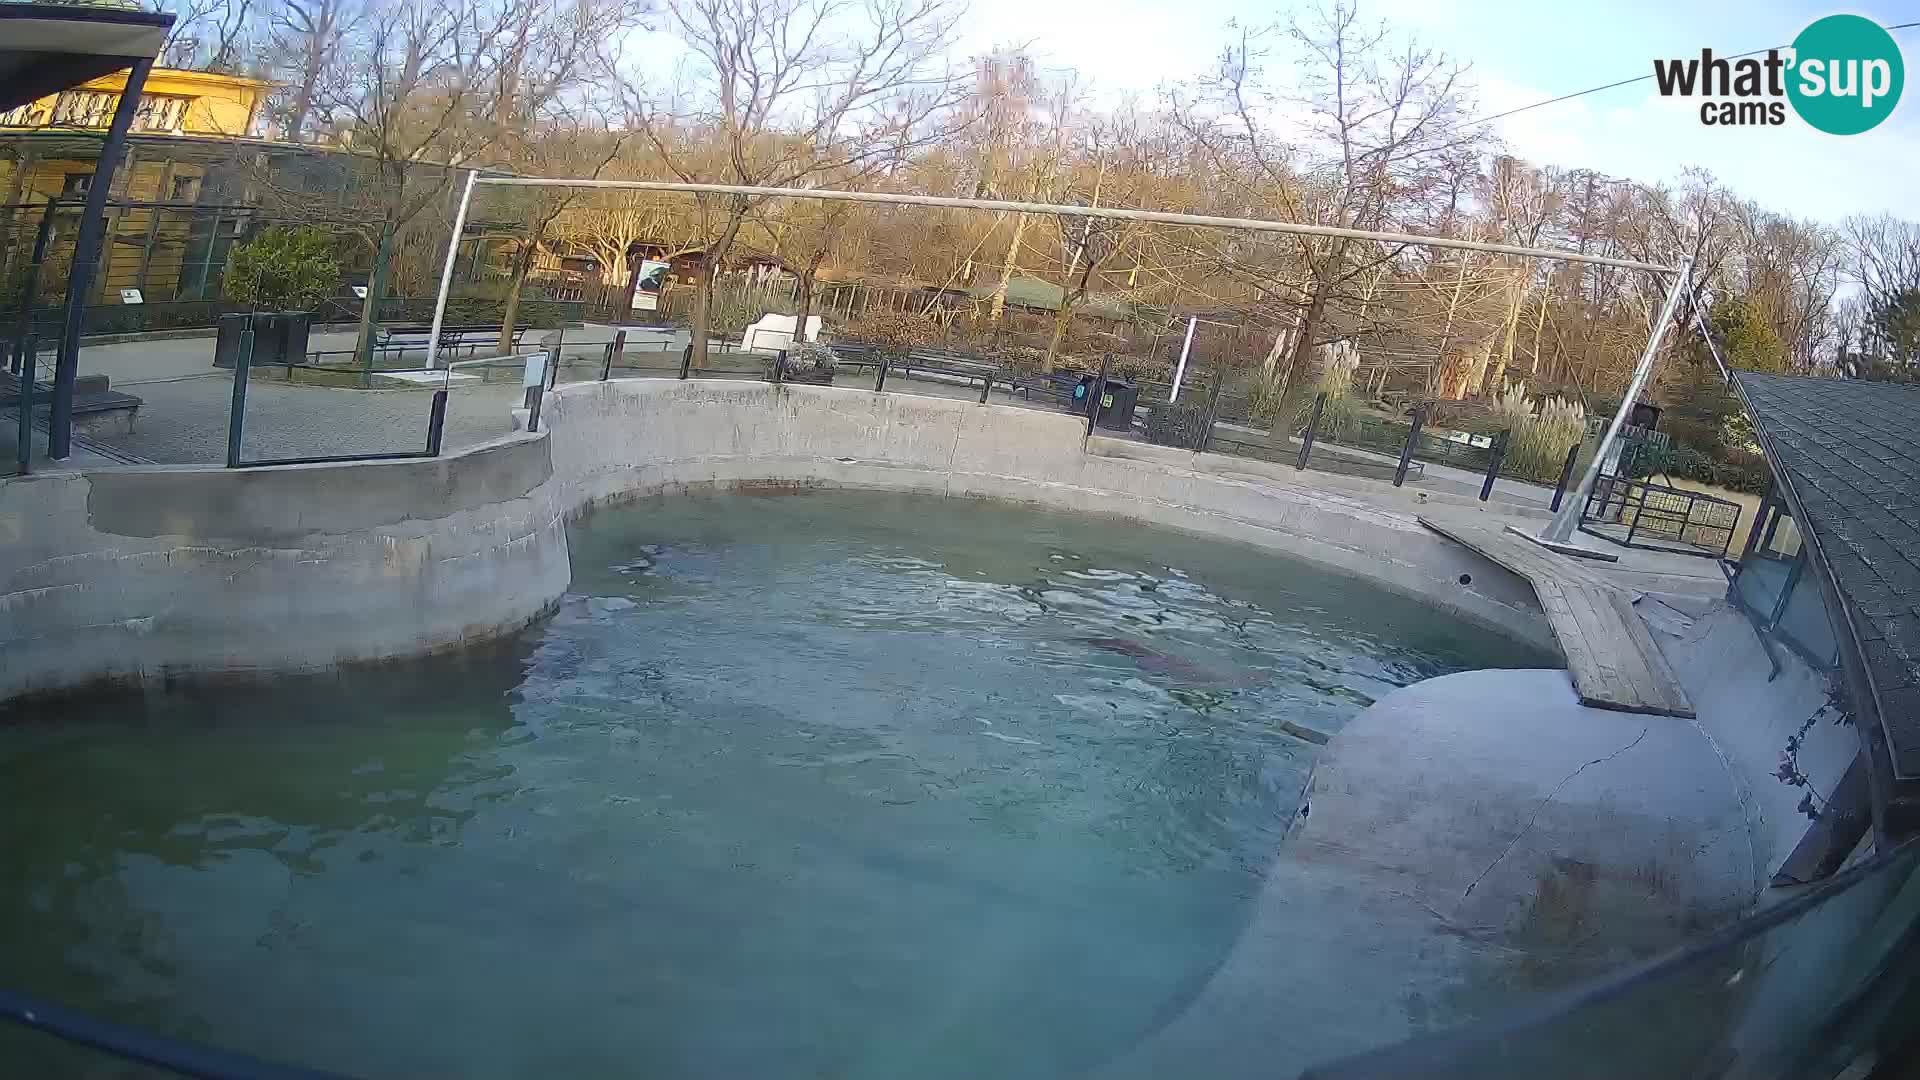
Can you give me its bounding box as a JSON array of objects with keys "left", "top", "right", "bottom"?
[
  {"left": 61, "top": 172, "right": 92, "bottom": 195},
  {"left": 169, "top": 175, "right": 201, "bottom": 202}
]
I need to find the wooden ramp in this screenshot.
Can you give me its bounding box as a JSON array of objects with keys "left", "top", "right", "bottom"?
[{"left": 1419, "top": 516, "right": 1695, "bottom": 719}]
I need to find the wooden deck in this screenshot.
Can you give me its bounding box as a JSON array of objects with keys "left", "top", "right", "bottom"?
[{"left": 1419, "top": 516, "right": 1696, "bottom": 718}]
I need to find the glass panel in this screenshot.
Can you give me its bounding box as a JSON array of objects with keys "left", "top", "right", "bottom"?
[
  {"left": 1306, "top": 842, "right": 1920, "bottom": 1079},
  {"left": 1776, "top": 565, "right": 1839, "bottom": 668}
]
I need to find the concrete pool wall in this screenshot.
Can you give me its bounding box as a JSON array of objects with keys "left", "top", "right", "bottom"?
[{"left": 1, "top": 377, "right": 1552, "bottom": 702}]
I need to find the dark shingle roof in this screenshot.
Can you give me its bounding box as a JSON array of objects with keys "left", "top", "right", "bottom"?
[{"left": 1735, "top": 372, "right": 1920, "bottom": 779}]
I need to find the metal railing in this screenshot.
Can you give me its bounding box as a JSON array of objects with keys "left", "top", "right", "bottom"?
[{"left": 1580, "top": 475, "right": 1743, "bottom": 560}]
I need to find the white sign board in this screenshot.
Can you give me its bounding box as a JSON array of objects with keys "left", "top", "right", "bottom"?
[
  {"left": 352, "top": 285, "right": 370, "bottom": 299},
  {"left": 630, "top": 259, "right": 670, "bottom": 311},
  {"left": 118, "top": 288, "right": 143, "bottom": 305}
]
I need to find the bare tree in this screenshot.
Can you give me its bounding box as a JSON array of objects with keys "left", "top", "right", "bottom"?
[
  {"left": 261, "top": 0, "right": 359, "bottom": 141},
  {"left": 156, "top": 0, "right": 258, "bottom": 72},
  {"left": 1178, "top": 1, "right": 1482, "bottom": 444},
  {"left": 627, "top": 0, "right": 969, "bottom": 366}
]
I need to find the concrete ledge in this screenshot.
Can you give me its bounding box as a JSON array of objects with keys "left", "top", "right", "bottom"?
[
  {"left": 1, "top": 432, "right": 571, "bottom": 702},
  {"left": 1, "top": 376, "right": 1560, "bottom": 702},
  {"left": 543, "top": 379, "right": 1557, "bottom": 650}
]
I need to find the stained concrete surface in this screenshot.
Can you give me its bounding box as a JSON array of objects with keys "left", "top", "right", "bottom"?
[{"left": 1100, "top": 668, "right": 1752, "bottom": 1078}]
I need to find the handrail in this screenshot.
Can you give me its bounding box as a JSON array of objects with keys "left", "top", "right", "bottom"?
[{"left": 0, "top": 987, "right": 354, "bottom": 1080}]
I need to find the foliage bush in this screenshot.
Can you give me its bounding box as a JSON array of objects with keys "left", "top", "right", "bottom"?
[
  {"left": 697, "top": 279, "right": 789, "bottom": 340},
  {"left": 773, "top": 341, "right": 838, "bottom": 382},
  {"left": 1486, "top": 382, "right": 1588, "bottom": 484},
  {"left": 224, "top": 227, "right": 340, "bottom": 311},
  {"left": 839, "top": 310, "right": 942, "bottom": 356}
]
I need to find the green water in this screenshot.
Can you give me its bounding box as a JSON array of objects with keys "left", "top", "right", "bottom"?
[{"left": 0, "top": 491, "right": 1549, "bottom": 1078}]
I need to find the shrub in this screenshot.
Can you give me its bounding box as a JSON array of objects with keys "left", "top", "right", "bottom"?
[
  {"left": 224, "top": 227, "right": 340, "bottom": 311},
  {"left": 1484, "top": 381, "right": 1587, "bottom": 483},
  {"left": 839, "top": 310, "right": 942, "bottom": 356}
]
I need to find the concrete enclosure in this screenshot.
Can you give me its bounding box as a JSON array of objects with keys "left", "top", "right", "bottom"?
[{"left": 2, "top": 378, "right": 1558, "bottom": 703}]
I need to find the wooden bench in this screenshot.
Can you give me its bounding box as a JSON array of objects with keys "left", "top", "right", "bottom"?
[
  {"left": 376, "top": 324, "right": 529, "bottom": 361},
  {"left": 0, "top": 370, "right": 142, "bottom": 437}
]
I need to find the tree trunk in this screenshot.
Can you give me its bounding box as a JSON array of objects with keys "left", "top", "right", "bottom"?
[
  {"left": 795, "top": 251, "right": 823, "bottom": 340},
  {"left": 1529, "top": 279, "right": 1551, "bottom": 377},
  {"left": 1483, "top": 268, "right": 1527, "bottom": 396},
  {"left": 1042, "top": 299, "right": 1074, "bottom": 372},
  {"left": 355, "top": 222, "right": 394, "bottom": 379},
  {"left": 690, "top": 202, "right": 747, "bottom": 369},
  {"left": 498, "top": 234, "right": 536, "bottom": 354},
  {"left": 1265, "top": 278, "right": 1331, "bottom": 449},
  {"left": 990, "top": 212, "right": 1030, "bottom": 323}
]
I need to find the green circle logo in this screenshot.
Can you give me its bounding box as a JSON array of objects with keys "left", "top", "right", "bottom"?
[{"left": 1787, "top": 15, "right": 1904, "bottom": 134}]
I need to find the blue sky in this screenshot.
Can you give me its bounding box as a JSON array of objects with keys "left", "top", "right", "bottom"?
[{"left": 951, "top": 0, "right": 1919, "bottom": 222}]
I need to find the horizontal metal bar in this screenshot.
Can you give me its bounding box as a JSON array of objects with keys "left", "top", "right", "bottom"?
[
  {"left": 1, "top": 987, "right": 350, "bottom": 1080},
  {"left": 234, "top": 449, "right": 436, "bottom": 468},
  {"left": 475, "top": 177, "right": 1680, "bottom": 273}
]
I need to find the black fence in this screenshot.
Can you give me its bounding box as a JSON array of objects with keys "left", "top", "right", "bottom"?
[{"left": 1580, "top": 475, "right": 1743, "bottom": 560}]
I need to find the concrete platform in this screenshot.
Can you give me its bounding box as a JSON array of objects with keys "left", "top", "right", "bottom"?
[
  {"left": 1100, "top": 668, "right": 1752, "bottom": 1079},
  {"left": 1419, "top": 515, "right": 1699, "bottom": 717}
]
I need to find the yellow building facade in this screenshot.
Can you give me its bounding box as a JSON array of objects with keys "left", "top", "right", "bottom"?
[{"left": 0, "top": 68, "right": 271, "bottom": 303}]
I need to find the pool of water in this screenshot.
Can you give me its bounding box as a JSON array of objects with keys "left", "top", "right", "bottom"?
[{"left": 0, "top": 491, "right": 1551, "bottom": 1078}]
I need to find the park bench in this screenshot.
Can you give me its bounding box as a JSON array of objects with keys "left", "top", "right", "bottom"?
[
  {"left": 376, "top": 324, "right": 529, "bottom": 361},
  {"left": 0, "top": 370, "right": 142, "bottom": 437}
]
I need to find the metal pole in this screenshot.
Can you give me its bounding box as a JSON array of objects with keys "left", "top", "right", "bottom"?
[
  {"left": 874, "top": 353, "right": 889, "bottom": 392},
  {"left": 1394, "top": 404, "right": 1427, "bottom": 487},
  {"left": 1202, "top": 377, "right": 1223, "bottom": 452},
  {"left": 1170, "top": 315, "right": 1197, "bottom": 402},
  {"left": 11, "top": 200, "right": 59, "bottom": 376},
  {"left": 1540, "top": 257, "right": 1694, "bottom": 544},
  {"left": 475, "top": 177, "right": 1679, "bottom": 274},
  {"left": 1296, "top": 392, "right": 1328, "bottom": 471},
  {"left": 679, "top": 342, "right": 692, "bottom": 380},
  {"left": 772, "top": 348, "right": 786, "bottom": 385},
  {"left": 14, "top": 333, "right": 34, "bottom": 473},
  {"left": 424, "top": 170, "right": 479, "bottom": 372},
  {"left": 1087, "top": 353, "right": 1112, "bottom": 436},
  {"left": 1480, "top": 429, "right": 1509, "bottom": 501},
  {"left": 50, "top": 58, "right": 151, "bottom": 460},
  {"left": 225, "top": 329, "right": 254, "bottom": 468},
  {"left": 1549, "top": 442, "right": 1580, "bottom": 511},
  {"left": 425, "top": 389, "right": 448, "bottom": 455}
]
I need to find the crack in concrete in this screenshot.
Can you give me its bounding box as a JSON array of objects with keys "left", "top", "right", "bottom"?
[{"left": 1458, "top": 723, "right": 1653, "bottom": 905}]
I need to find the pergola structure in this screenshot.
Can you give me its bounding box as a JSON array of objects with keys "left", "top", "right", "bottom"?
[
  {"left": 426, "top": 172, "right": 1695, "bottom": 551},
  {"left": 0, "top": 0, "right": 171, "bottom": 461}
]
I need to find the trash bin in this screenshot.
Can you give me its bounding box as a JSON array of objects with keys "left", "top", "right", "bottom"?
[
  {"left": 213, "top": 312, "right": 267, "bottom": 367},
  {"left": 1072, "top": 373, "right": 1098, "bottom": 411},
  {"left": 276, "top": 311, "right": 312, "bottom": 366},
  {"left": 1093, "top": 377, "right": 1139, "bottom": 430}
]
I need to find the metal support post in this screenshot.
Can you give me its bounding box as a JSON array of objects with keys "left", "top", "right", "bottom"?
[
  {"left": 1394, "top": 404, "right": 1427, "bottom": 487},
  {"left": 1170, "top": 315, "right": 1197, "bottom": 402},
  {"left": 1540, "top": 257, "right": 1694, "bottom": 543},
  {"left": 425, "top": 390, "right": 448, "bottom": 455},
  {"left": 1086, "top": 353, "right": 1113, "bottom": 436},
  {"left": 224, "top": 329, "right": 254, "bottom": 467},
  {"left": 14, "top": 334, "right": 35, "bottom": 472},
  {"left": 11, "top": 200, "right": 59, "bottom": 376},
  {"left": 1296, "top": 392, "right": 1328, "bottom": 471},
  {"left": 1480, "top": 429, "right": 1510, "bottom": 501},
  {"left": 1550, "top": 442, "right": 1581, "bottom": 511},
  {"left": 875, "top": 352, "right": 889, "bottom": 392},
  {"left": 51, "top": 58, "right": 151, "bottom": 459},
  {"left": 424, "top": 170, "right": 479, "bottom": 373}
]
